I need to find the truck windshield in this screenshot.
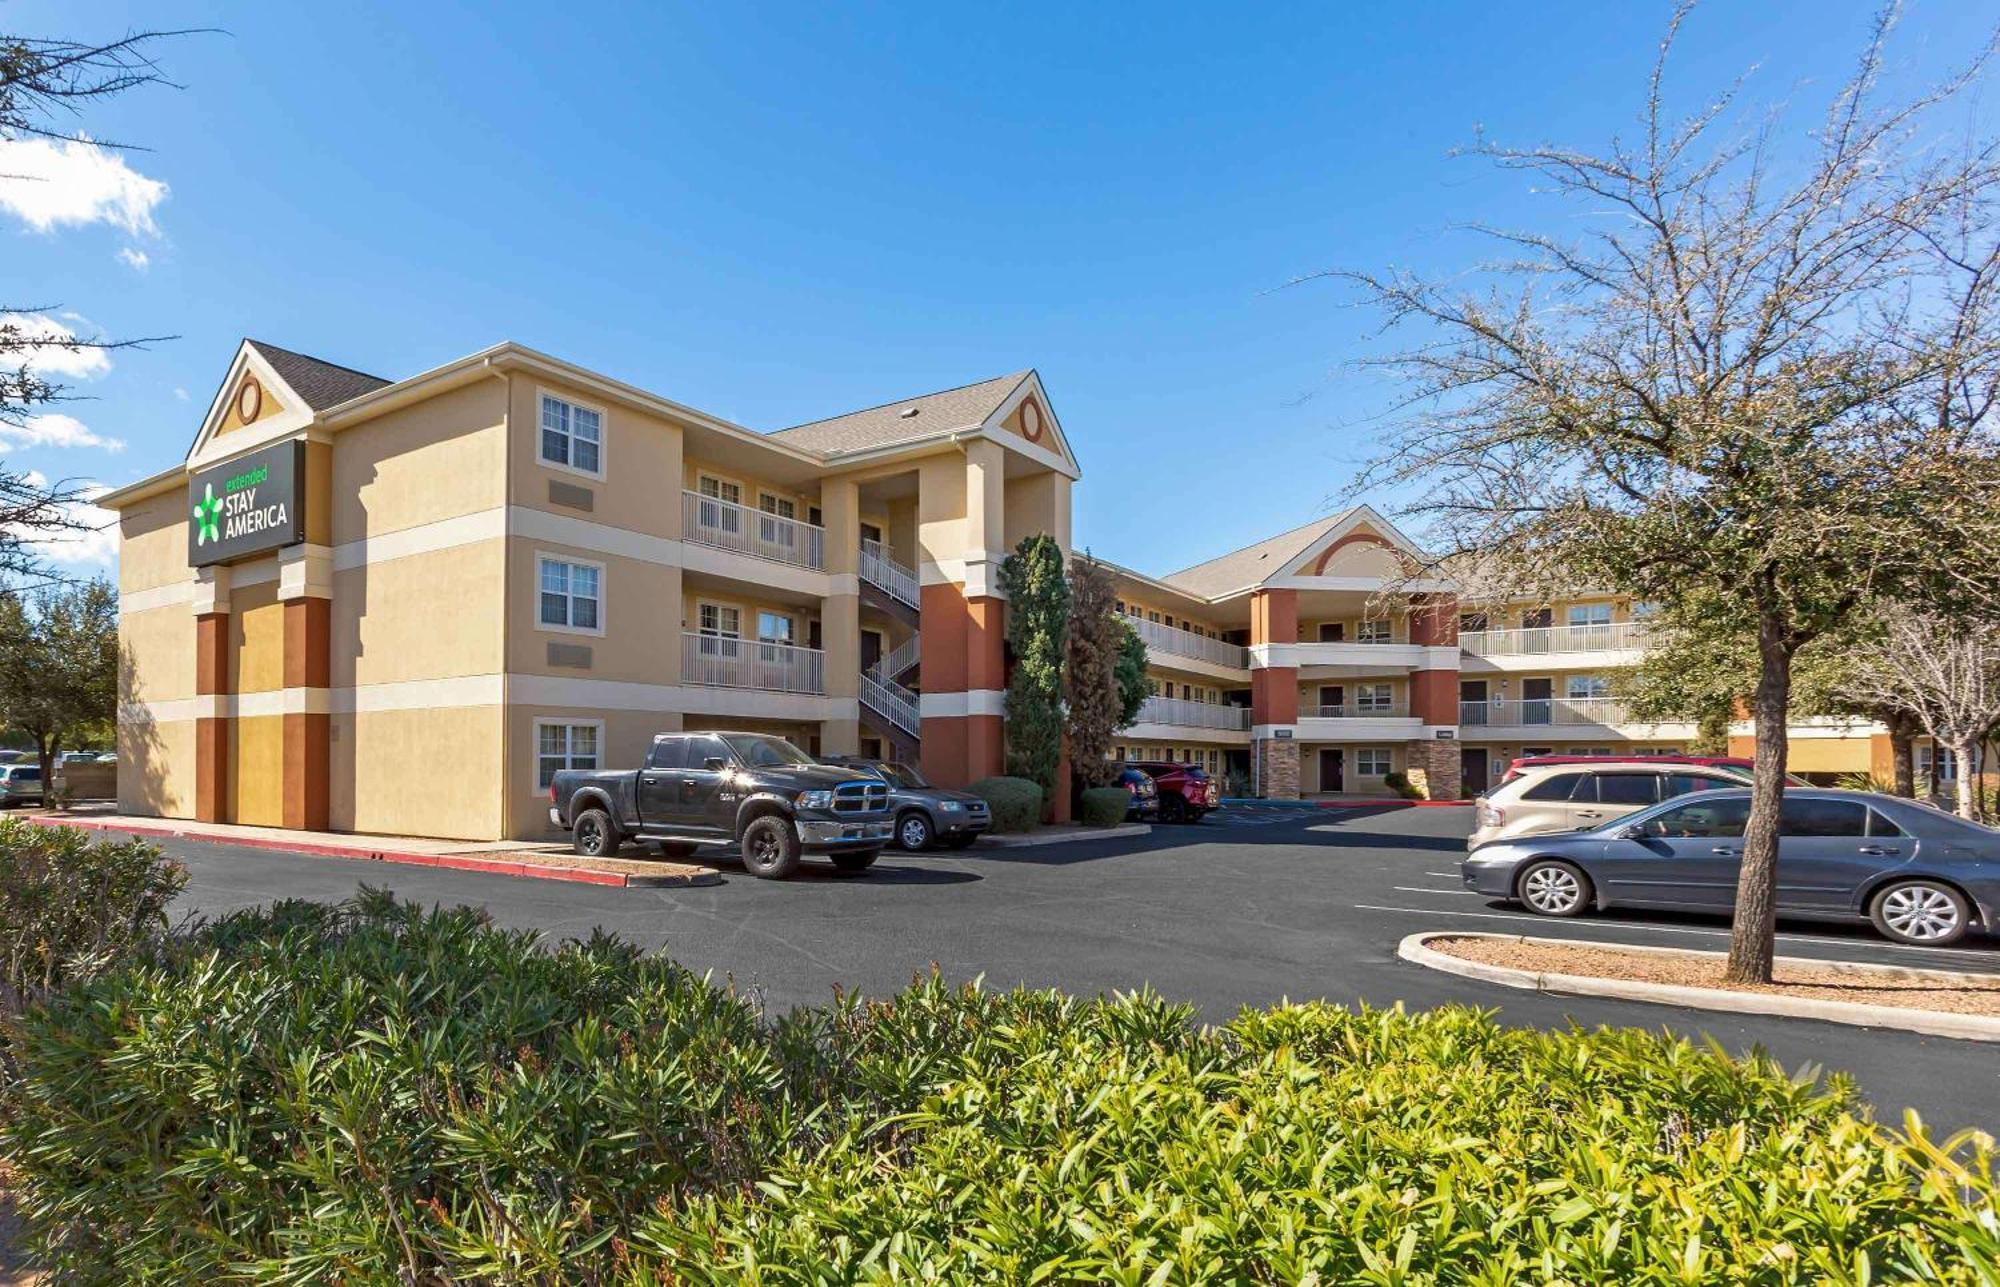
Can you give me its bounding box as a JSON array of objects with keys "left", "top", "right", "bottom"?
[{"left": 721, "top": 734, "right": 815, "bottom": 768}]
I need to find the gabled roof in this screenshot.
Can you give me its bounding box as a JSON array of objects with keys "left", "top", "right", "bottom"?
[
  {"left": 245, "top": 339, "right": 390, "bottom": 411},
  {"left": 767, "top": 371, "right": 1032, "bottom": 455},
  {"left": 1160, "top": 509, "right": 1362, "bottom": 599}
]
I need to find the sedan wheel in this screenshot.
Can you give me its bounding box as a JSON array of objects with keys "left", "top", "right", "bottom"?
[
  {"left": 1870, "top": 880, "right": 1971, "bottom": 946},
  {"left": 1516, "top": 859, "right": 1592, "bottom": 917}
]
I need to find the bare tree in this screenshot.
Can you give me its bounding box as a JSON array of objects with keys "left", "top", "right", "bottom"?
[
  {"left": 0, "top": 28, "right": 188, "bottom": 581},
  {"left": 1837, "top": 611, "right": 2000, "bottom": 819},
  {"left": 1331, "top": 6, "right": 2000, "bottom": 983}
]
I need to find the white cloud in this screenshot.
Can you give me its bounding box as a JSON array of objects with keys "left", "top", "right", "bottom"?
[
  {"left": 5, "top": 477, "right": 118, "bottom": 569},
  {"left": 172, "top": 387, "right": 190, "bottom": 402},
  {"left": 0, "top": 413, "right": 125, "bottom": 453},
  {"left": 0, "top": 313, "right": 113, "bottom": 379},
  {"left": 0, "top": 137, "right": 167, "bottom": 236},
  {"left": 117, "top": 246, "right": 150, "bottom": 271}
]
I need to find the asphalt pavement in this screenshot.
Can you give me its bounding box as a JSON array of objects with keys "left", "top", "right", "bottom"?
[{"left": 147, "top": 804, "right": 2000, "bottom": 1133}]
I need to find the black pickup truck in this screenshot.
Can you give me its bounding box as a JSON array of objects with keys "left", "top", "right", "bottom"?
[{"left": 550, "top": 731, "right": 891, "bottom": 878}]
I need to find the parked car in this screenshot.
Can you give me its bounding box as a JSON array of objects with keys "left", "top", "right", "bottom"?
[
  {"left": 0, "top": 765, "right": 44, "bottom": 807},
  {"left": 1498, "top": 753, "right": 1759, "bottom": 785},
  {"left": 822, "top": 756, "right": 990, "bottom": 851},
  {"left": 1111, "top": 765, "right": 1160, "bottom": 822},
  {"left": 1125, "top": 760, "right": 1219, "bottom": 824},
  {"left": 550, "top": 731, "right": 891, "bottom": 878},
  {"left": 1463, "top": 788, "right": 1998, "bottom": 945},
  {"left": 1470, "top": 762, "right": 1755, "bottom": 849},
  {"left": 0, "top": 749, "right": 27, "bottom": 765}
]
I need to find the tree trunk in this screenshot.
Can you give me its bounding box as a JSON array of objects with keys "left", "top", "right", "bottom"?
[
  {"left": 1953, "top": 737, "right": 1978, "bottom": 820},
  {"left": 1889, "top": 715, "right": 1916, "bottom": 797},
  {"left": 1725, "top": 621, "right": 1791, "bottom": 986},
  {"left": 35, "top": 731, "right": 57, "bottom": 810}
]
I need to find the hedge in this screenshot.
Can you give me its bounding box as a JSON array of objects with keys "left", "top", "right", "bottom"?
[
  {"left": 968, "top": 775, "right": 1042, "bottom": 832},
  {"left": 1077, "top": 785, "right": 1130, "bottom": 827},
  {"left": 0, "top": 818, "right": 184, "bottom": 1015},
  {"left": 4, "top": 893, "right": 1996, "bottom": 1282}
]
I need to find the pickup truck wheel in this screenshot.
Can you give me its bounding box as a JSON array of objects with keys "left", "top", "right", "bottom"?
[
  {"left": 572, "top": 808, "right": 621, "bottom": 858},
  {"left": 740, "top": 815, "right": 802, "bottom": 879},
  {"left": 895, "top": 811, "right": 933, "bottom": 851},
  {"left": 831, "top": 848, "right": 880, "bottom": 874}
]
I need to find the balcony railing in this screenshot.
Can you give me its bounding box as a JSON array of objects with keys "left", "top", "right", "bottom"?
[
  {"left": 1131, "top": 616, "right": 1250, "bottom": 669},
  {"left": 1310, "top": 699, "right": 1409, "bottom": 718},
  {"left": 1135, "top": 695, "right": 1251, "bottom": 730},
  {"left": 860, "top": 671, "right": 921, "bottom": 735},
  {"left": 860, "top": 538, "right": 920, "bottom": 608},
  {"left": 681, "top": 632, "right": 825, "bottom": 695},
  {"left": 870, "top": 634, "right": 920, "bottom": 683},
  {"left": 1459, "top": 696, "right": 1639, "bottom": 727},
  {"left": 1459, "top": 621, "right": 1642, "bottom": 657},
  {"left": 682, "top": 490, "right": 826, "bottom": 570}
]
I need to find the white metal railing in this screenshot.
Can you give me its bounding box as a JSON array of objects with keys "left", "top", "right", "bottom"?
[
  {"left": 1312, "top": 699, "right": 1409, "bottom": 718},
  {"left": 1135, "top": 695, "right": 1251, "bottom": 730},
  {"left": 1459, "top": 696, "right": 1635, "bottom": 727},
  {"left": 860, "top": 538, "right": 920, "bottom": 609},
  {"left": 681, "top": 632, "right": 825, "bottom": 695},
  {"left": 870, "top": 634, "right": 921, "bottom": 682},
  {"left": 860, "top": 671, "right": 921, "bottom": 736},
  {"left": 682, "top": 490, "right": 826, "bottom": 570},
  {"left": 1130, "top": 615, "right": 1250, "bottom": 669},
  {"left": 1459, "top": 621, "right": 1642, "bottom": 657}
]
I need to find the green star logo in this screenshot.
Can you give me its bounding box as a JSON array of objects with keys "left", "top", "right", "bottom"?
[{"left": 192, "top": 484, "right": 222, "bottom": 546}]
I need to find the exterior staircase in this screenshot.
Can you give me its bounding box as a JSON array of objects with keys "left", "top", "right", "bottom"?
[
  {"left": 858, "top": 547, "right": 922, "bottom": 760},
  {"left": 858, "top": 538, "right": 921, "bottom": 630}
]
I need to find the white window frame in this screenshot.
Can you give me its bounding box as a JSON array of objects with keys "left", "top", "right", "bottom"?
[
  {"left": 1356, "top": 619, "right": 1392, "bottom": 644},
  {"left": 1565, "top": 674, "right": 1611, "bottom": 700},
  {"left": 537, "top": 388, "right": 606, "bottom": 480},
  {"left": 1356, "top": 682, "right": 1394, "bottom": 713},
  {"left": 534, "top": 718, "right": 603, "bottom": 791},
  {"left": 1919, "top": 745, "right": 1960, "bottom": 782},
  {"left": 1356, "top": 748, "right": 1392, "bottom": 777},
  {"left": 696, "top": 473, "right": 745, "bottom": 535},
  {"left": 1566, "top": 602, "right": 1614, "bottom": 627},
  {"left": 757, "top": 491, "right": 799, "bottom": 550},
  {"left": 535, "top": 553, "right": 605, "bottom": 637}
]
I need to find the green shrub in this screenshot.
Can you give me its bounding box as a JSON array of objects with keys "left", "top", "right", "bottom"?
[
  {"left": 5, "top": 894, "right": 1997, "bottom": 1282},
  {"left": 1076, "top": 785, "right": 1130, "bottom": 826},
  {"left": 1383, "top": 769, "right": 1424, "bottom": 799},
  {"left": 0, "top": 818, "right": 184, "bottom": 1014},
  {"left": 969, "top": 776, "right": 1042, "bottom": 832}
]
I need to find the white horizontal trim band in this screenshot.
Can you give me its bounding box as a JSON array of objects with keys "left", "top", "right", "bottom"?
[{"left": 919, "top": 689, "right": 1007, "bottom": 718}]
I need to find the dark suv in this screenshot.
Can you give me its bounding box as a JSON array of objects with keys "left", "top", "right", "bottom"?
[
  {"left": 550, "top": 731, "right": 891, "bottom": 878},
  {"left": 1126, "top": 760, "right": 1219, "bottom": 823},
  {"left": 823, "top": 756, "right": 991, "bottom": 850}
]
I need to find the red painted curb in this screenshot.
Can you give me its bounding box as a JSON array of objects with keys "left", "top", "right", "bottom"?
[{"left": 23, "top": 815, "right": 697, "bottom": 888}]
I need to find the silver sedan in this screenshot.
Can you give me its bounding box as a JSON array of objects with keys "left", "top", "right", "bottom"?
[{"left": 1461, "top": 788, "right": 2000, "bottom": 946}]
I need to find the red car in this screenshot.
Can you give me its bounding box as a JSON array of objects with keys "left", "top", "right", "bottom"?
[
  {"left": 1125, "top": 760, "right": 1220, "bottom": 824},
  {"left": 1498, "top": 753, "right": 1756, "bottom": 785}
]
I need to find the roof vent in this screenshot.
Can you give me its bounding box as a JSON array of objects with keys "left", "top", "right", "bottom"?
[{"left": 898, "top": 406, "right": 920, "bottom": 418}]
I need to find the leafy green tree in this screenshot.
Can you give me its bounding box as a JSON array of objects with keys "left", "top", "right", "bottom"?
[
  {"left": 999, "top": 535, "right": 1068, "bottom": 793},
  {"left": 1062, "top": 557, "right": 1126, "bottom": 787},
  {"left": 1114, "top": 620, "right": 1149, "bottom": 730},
  {"left": 0, "top": 578, "right": 118, "bottom": 792},
  {"left": 1342, "top": 12, "right": 2000, "bottom": 983}
]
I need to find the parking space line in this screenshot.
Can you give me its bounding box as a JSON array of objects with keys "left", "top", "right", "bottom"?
[
  {"left": 1350, "top": 903, "right": 2000, "bottom": 963},
  {"left": 1392, "top": 886, "right": 1480, "bottom": 896},
  {"left": 1423, "top": 871, "right": 1460, "bottom": 878}
]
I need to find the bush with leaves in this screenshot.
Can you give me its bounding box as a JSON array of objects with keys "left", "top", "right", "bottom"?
[
  {"left": 5, "top": 894, "right": 1997, "bottom": 1281},
  {"left": 1076, "top": 786, "right": 1130, "bottom": 827},
  {"left": 968, "top": 776, "right": 1042, "bottom": 833},
  {"left": 0, "top": 819, "right": 183, "bottom": 1015}
]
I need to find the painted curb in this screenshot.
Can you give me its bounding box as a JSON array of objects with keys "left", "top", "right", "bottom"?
[
  {"left": 24, "top": 815, "right": 722, "bottom": 889},
  {"left": 1219, "top": 798, "right": 1471, "bottom": 809},
  {"left": 976, "top": 823, "right": 1153, "bottom": 848},
  {"left": 1397, "top": 930, "right": 2000, "bottom": 1043}
]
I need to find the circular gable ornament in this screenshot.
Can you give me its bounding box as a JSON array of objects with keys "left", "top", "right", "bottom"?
[
  {"left": 236, "top": 377, "right": 264, "bottom": 424},
  {"left": 1020, "top": 399, "right": 1044, "bottom": 442}
]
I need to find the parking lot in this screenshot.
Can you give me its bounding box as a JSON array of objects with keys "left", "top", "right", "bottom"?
[{"left": 152, "top": 803, "right": 2000, "bottom": 1131}]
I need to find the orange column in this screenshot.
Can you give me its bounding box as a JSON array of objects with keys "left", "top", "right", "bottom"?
[
  {"left": 919, "top": 580, "right": 972, "bottom": 787},
  {"left": 1407, "top": 592, "right": 1461, "bottom": 726},
  {"left": 194, "top": 608, "right": 229, "bottom": 823},
  {"left": 1249, "top": 588, "right": 1300, "bottom": 798},
  {"left": 280, "top": 595, "right": 331, "bottom": 830}
]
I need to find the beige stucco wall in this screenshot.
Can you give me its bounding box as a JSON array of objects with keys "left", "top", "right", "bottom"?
[
  {"left": 333, "top": 541, "right": 507, "bottom": 689},
  {"left": 333, "top": 705, "right": 507, "bottom": 840},
  {"left": 1299, "top": 743, "right": 1406, "bottom": 796},
  {"left": 332, "top": 378, "right": 508, "bottom": 542},
  {"left": 117, "top": 714, "right": 195, "bottom": 817}
]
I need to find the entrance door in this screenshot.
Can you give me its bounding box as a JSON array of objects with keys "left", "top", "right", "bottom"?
[
  {"left": 1317, "top": 684, "right": 1345, "bottom": 717},
  {"left": 1459, "top": 678, "right": 1488, "bottom": 727},
  {"left": 1318, "top": 749, "right": 1344, "bottom": 793},
  {"left": 1460, "top": 747, "right": 1490, "bottom": 795},
  {"left": 860, "top": 629, "right": 884, "bottom": 674},
  {"left": 1520, "top": 677, "right": 1553, "bottom": 725}
]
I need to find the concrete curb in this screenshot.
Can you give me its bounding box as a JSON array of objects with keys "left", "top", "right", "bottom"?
[
  {"left": 1219, "top": 798, "right": 1471, "bottom": 809},
  {"left": 24, "top": 815, "right": 722, "bottom": 889},
  {"left": 976, "top": 822, "right": 1152, "bottom": 848},
  {"left": 1397, "top": 930, "right": 2000, "bottom": 1043}
]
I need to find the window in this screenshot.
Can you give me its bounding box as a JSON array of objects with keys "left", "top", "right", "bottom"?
[
  {"left": 1521, "top": 772, "right": 1585, "bottom": 802},
  {"left": 1357, "top": 620, "right": 1391, "bottom": 644},
  {"left": 758, "top": 493, "right": 797, "bottom": 548},
  {"left": 536, "top": 722, "right": 599, "bottom": 789},
  {"left": 1459, "top": 612, "right": 1489, "bottom": 634},
  {"left": 757, "top": 611, "right": 794, "bottom": 657},
  {"left": 1919, "top": 745, "right": 1959, "bottom": 782},
  {"left": 1567, "top": 603, "right": 1613, "bottom": 627},
  {"left": 1631, "top": 601, "right": 1660, "bottom": 620},
  {"left": 1641, "top": 797, "right": 1752, "bottom": 838},
  {"left": 1356, "top": 749, "right": 1392, "bottom": 776},
  {"left": 697, "top": 475, "right": 742, "bottom": 534},
  {"left": 1779, "top": 798, "right": 1869, "bottom": 837},
  {"left": 646, "top": 739, "right": 686, "bottom": 771},
  {"left": 538, "top": 556, "right": 601, "bottom": 632},
  {"left": 1115, "top": 600, "right": 1126, "bottom": 614},
  {"left": 539, "top": 394, "right": 602, "bottom": 475},
  {"left": 861, "top": 521, "right": 883, "bottom": 546},
  {"left": 1593, "top": 774, "right": 1659, "bottom": 807},
  {"left": 1664, "top": 773, "right": 1726, "bottom": 798},
  {"left": 1356, "top": 683, "right": 1394, "bottom": 713},
  {"left": 697, "top": 603, "right": 741, "bottom": 656},
  {"left": 1565, "top": 675, "right": 1610, "bottom": 700}
]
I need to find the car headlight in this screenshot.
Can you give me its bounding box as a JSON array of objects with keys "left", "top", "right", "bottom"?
[
  {"left": 796, "top": 790, "right": 835, "bottom": 810},
  {"left": 938, "top": 800, "right": 964, "bottom": 812}
]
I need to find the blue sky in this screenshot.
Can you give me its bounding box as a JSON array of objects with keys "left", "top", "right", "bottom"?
[{"left": 7, "top": 1, "right": 1995, "bottom": 577}]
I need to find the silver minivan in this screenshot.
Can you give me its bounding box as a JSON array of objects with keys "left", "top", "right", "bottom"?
[
  {"left": 1469, "top": 762, "right": 1751, "bottom": 849},
  {"left": 0, "top": 764, "right": 45, "bottom": 807}
]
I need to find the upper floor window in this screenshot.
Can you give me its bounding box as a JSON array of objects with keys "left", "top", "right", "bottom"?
[
  {"left": 1565, "top": 674, "right": 1611, "bottom": 700},
  {"left": 757, "top": 611, "right": 794, "bottom": 647},
  {"left": 1568, "top": 602, "right": 1613, "bottom": 627},
  {"left": 538, "top": 556, "right": 600, "bottom": 632},
  {"left": 540, "top": 394, "right": 602, "bottom": 476},
  {"left": 697, "top": 476, "right": 743, "bottom": 534},
  {"left": 1356, "top": 683, "right": 1394, "bottom": 712},
  {"left": 758, "top": 493, "right": 798, "bottom": 548},
  {"left": 1357, "top": 619, "right": 1391, "bottom": 644},
  {"left": 1459, "top": 612, "right": 1489, "bottom": 633},
  {"left": 698, "top": 603, "right": 741, "bottom": 639}
]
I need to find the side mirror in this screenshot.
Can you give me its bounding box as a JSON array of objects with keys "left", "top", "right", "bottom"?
[{"left": 703, "top": 756, "right": 728, "bottom": 771}]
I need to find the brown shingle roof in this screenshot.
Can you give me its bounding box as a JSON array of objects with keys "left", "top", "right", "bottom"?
[
  {"left": 767, "top": 371, "right": 1031, "bottom": 455},
  {"left": 1159, "top": 509, "right": 1361, "bottom": 599},
  {"left": 247, "top": 340, "right": 391, "bottom": 411}
]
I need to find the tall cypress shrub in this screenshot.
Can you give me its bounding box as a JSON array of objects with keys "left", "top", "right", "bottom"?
[
  {"left": 999, "top": 534, "right": 1068, "bottom": 792},
  {"left": 1063, "top": 556, "right": 1125, "bottom": 787}
]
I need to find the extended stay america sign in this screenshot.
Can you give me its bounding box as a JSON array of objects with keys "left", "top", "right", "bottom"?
[{"left": 187, "top": 440, "right": 307, "bottom": 567}]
